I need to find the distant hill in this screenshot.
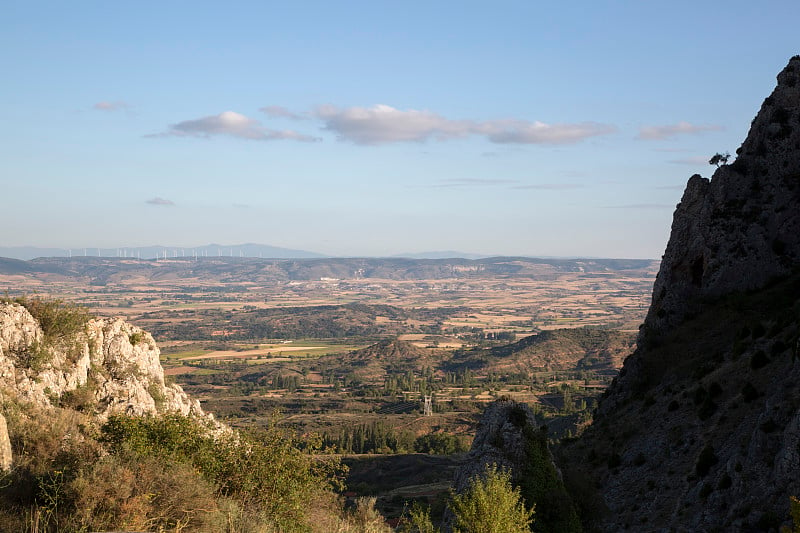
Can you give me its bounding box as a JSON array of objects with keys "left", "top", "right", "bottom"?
[
  {"left": 0, "top": 257, "right": 33, "bottom": 275},
  {"left": 447, "top": 328, "right": 636, "bottom": 374},
  {"left": 319, "top": 339, "right": 441, "bottom": 380},
  {"left": 391, "top": 251, "right": 490, "bottom": 260},
  {"left": 0, "top": 255, "right": 657, "bottom": 285}
]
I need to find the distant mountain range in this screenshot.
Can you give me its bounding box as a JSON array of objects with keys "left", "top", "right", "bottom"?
[{"left": 0, "top": 244, "right": 325, "bottom": 261}]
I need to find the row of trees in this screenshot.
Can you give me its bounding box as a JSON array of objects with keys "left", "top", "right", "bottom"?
[{"left": 321, "top": 422, "right": 470, "bottom": 455}]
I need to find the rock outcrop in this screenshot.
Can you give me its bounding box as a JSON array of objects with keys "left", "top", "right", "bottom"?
[
  {"left": 448, "top": 399, "right": 580, "bottom": 532},
  {"left": 0, "top": 302, "right": 210, "bottom": 422},
  {"left": 558, "top": 56, "right": 800, "bottom": 532}
]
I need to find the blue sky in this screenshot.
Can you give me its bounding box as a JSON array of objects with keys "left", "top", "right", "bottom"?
[{"left": 1, "top": 1, "right": 797, "bottom": 258}]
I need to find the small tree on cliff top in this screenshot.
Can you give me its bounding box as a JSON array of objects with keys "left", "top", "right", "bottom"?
[{"left": 709, "top": 152, "right": 730, "bottom": 167}]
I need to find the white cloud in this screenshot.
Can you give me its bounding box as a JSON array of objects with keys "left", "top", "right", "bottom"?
[
  {"left": 315, "top": 104, "right": 615, "bottom": 145},
  {"left": 512, "top": 183, "right": 584, "bottom": 190},
  {"left": 259, "top": 105, "right": 305, "bottom": 120},
  {"left": 93, "top": 101, "right": 130, "bottom": 111},
  {"left": 316, "top": 104, "right": 471, "bottom": 144},
  {"left": 152, "top": 111, "right": 320, "bottom": 142},
  {"left": 146, "top": 197, "right": 174, "bottom": 206},
  {"left": 637, "top": 121, "right": 722, "bottom": 140}
]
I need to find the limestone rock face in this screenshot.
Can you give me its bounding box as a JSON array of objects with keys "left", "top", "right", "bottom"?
[
  {"left": 447, "top": 399, "right": 579, "bottom": 532},
  {"left": 0, "top": 413, "right": 11, "bottom": 471},
  {"left": 0, "top": 302, "right": 210, "bottom": 422},
  {"left": 645, "top": 55, "right": 800, "bottom": 339},
  {"left": 450, "top": 400, "right": 544, "bottom": 494}
]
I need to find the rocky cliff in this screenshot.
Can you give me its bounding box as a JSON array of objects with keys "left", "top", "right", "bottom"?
[
  {"left": 0, "top": 301, "right": 210, "bottom": 422},
  {"left": 645, "top": 55, "right": 800, "bottom": 340},
  {"left": 558, "top": 56, "right": 800, "bottom": 532}
]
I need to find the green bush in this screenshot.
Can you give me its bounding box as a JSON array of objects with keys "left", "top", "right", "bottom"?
[
  {"left": 449, "top": 465, "right": 534, "bottom": 533},
  {"left": 414, "top": 433, "right": 469, "bottom": 455}
]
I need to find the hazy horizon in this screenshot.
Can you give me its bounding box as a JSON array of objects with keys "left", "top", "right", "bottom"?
[
  {"left": 3, "top": 2, "right": 798, "bottom": 258},
  {"left": 0, "top": 243, "right": 660, "bottom": 261}
]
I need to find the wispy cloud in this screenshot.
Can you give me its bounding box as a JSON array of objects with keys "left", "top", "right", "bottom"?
[
  {"left": 512, "top": 183, "right": 584, "bottom": 190},
  {"left": 150, "top": 111, "right": 320, "bottom": 141},
  {"left": 480, "top": 119, "right": 616, "bottom": 144},
  {"left": 636, "top": 121, "right": 722, "bottom": 140},
  {"left": 604, "top": 203, "right": 673, "bottom": 209},
  {"left": 653, "top": 147, "right": 690, "bottom": 153},
  {"left": 432, "top": 178, "right": 519, "bottom": 188},
  {"left": 315, "top": 104, "right": 615, "bottom": 145},
  {"left": 668, "top": 156, "right": 710, "bottom": 165},
  {"left": 93, "top": 101, "right": 130, "bottom": 112},
  {"left": 146, "top": 197, "right": 175, "bottom": 206},
  {"left": 259, "top": 105, "right": 306, "bottom": 120}
]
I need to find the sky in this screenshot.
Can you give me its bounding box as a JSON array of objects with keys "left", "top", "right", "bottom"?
[{"left": 1, "top": 1, "right": 798, "bottom": 259}]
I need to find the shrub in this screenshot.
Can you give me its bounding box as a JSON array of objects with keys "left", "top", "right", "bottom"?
[
  {"left": 750, "top": 350, "right": 770, "bottom": 370},
  {"left": 146, "top": 382, "right": 166, "bottom": 410},
  {"left": 60, "top": 382, "right": 97, "bottom": 412},
  {"left": 21, "top": 340, "right": 53, "bottom": 372},
  {"left": 414, "top": 433, "right": 469, "bottom": 455},
  {"left": 697, "top": 398, "right": 718, "bottom": 421},
  {"left": 9, "top": 296, "right": 91, "bottom": 342},
  {"left": 771, "top": 340, "right": 787, "bottom": 356},
  {"left": 128, "top": 332, "right": 145, "bottom": 346},
  {"left": 759, "top": 419, "right": 778, "bottom": 433},
  {"left": 3, "top": 297, "right": 92, "bottom": 371},
  {"left": 607, "top": 452, "right": 622, "bottom": 469},
  {"left": 696, "top": 444, "right": 718, "bottom": 477},
  {"left": 448, "top": 465, "right": 534, "bottom": 533},
  {"left": 399, "top": 502, "right": 436, "bottom": 533},
  {"left": 68, "top": 453, "right": 223, "bottom": 531},
  {"left": 741, "top": 382, "right": 759, "bottom": 402},
  {"left": 99, "top": 413, "right": 345, "bottom": 530}
]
